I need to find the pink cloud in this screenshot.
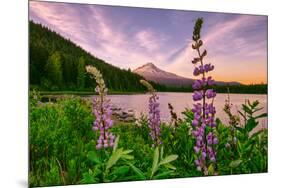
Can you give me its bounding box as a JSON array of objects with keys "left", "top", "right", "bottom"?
[
  {"left": 164, "top": 16, "right": 267, "bottom": 84},
  {"left": 30, "top": 1, "right": 170, "bottom": 70}
]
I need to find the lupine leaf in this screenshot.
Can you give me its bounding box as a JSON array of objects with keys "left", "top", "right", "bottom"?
[
  {"left": 159, "top": 155, "right": 178, "bottom": 166},
  {"left": 242, "top": 104, "right": 252, "bottom": 115},
  {"left": 121, "top": 154, "right": 134, "bottom": 160},
  {"left": 106, "top": 149, "right": 123, "bottom": 170},
  {"left": 164, "top": 163, "right": 177, "bottom": 170},
  {"left": 128, "top": 163, "right": 146, "bottom": 180},
  {"left": 150, "top": 147, "right": 159, "bottom": 179},
  {"left": 121, "top": 149, "right": 133, "bottom": 155},
  {"left": 229, "top": 159, "right": 243, "bottom": 168},
  {"left": 245, "top": 118, "right": 258, "bottom": 133}
]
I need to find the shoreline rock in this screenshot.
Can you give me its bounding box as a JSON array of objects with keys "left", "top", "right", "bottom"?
[{"left": 111, "top": 106, "right": 136, "bottom": 122}]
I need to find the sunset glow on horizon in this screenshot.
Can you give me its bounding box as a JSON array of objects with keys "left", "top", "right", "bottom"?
[{"left": 29, "top": 1, "right": 268, "bottom": 85}]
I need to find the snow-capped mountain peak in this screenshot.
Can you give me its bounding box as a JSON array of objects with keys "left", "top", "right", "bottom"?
[{"left": 133, "top": 63, "right": 194, "bottom": 86}]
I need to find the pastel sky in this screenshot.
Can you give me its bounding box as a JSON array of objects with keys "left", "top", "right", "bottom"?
[{"left": 29, "top": 1, "right": 268, "bottom": 84}]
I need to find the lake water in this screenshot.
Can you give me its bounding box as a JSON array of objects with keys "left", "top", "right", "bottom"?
[{"left": 87, "top": 92, "right": 267, "bottom": 128}]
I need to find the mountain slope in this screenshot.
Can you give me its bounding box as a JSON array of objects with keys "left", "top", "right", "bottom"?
[
  {"left": 133, "top": 63, "right": 241, "bottom": 87},
  {"left": 29, "top": 21, "right": 150, "bottom": 92}
]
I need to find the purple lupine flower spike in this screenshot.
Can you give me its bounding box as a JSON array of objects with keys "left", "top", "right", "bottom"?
[
  {"left": 190, "top": 18, "right": 218, "bottom": 175},
  {"left": 86, "top": 66, "right": 115, "bottom": 150},
  {"left": 140, "top": 79, "right": 162, "bottom": 147}
]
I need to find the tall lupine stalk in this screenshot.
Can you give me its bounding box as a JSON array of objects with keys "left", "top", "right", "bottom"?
[
  {"left": 140, "top": 80, "right": 161, "bottom": 147},
  {"left": 190, "top": 18, "right": 218, "bottom": 175},
  {"left": 86, "top": 66, "right": 115, "bottom": 149}
]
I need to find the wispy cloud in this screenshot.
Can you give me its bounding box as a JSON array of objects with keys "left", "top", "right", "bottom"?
[
  {"left": 135, "top": 29, "right": 169, "bottom": 53},
  {"left": 29, "top": 1, "right": 267, "bottom": 84},
  {"left": 164, "top": 15, "right": 267, "bottom": 84}
]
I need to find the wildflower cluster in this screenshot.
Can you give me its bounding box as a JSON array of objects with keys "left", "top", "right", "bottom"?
[
  {"left": 140, "top": 80, "right": 161, "bottom": 147},
  {"left": 86, "top": 66, "right": 115, "bottom": 149},
  {"left": 190, "top": 18, "right": 218, "bottom": 174}
]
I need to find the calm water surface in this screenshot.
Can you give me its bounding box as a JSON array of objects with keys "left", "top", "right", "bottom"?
[{"left": 88, "top": 92, "right": 267, "bottom": 127}]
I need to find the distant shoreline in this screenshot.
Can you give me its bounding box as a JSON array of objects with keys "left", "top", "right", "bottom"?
[
  {"left": 38, "top": 91, "right": 145, "bottom": 96},
  {"left": 36, "top": 90, "right": 267, "bottom": 96}
]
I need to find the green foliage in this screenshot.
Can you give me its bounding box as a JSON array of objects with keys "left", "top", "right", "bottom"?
[
  {"left": 237, "top": 100, "right": 267, "bottom": 137},
  {"left": 29, "top": 95, "right": 267, "bottom": 187},
  {"left": 150, "top": 147, "right": 178, "bottom": 179},
  {"left": 29, "top": 97, "right": 94, "bottom": 187},
  {"left": 106, "top": 148, "right": 133, "bottom": 170},
  {"left": 215, "top": 100, "right": 268, "bottom": 175},
  {"left": 126, "top": 146, "right": 178, "bottom": 180},
  {"left": 44, "top": 51, "right": 63, "bottom": 89},
  {"left": 81, "top": 137, "right": 134, "bottom": 183}
]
